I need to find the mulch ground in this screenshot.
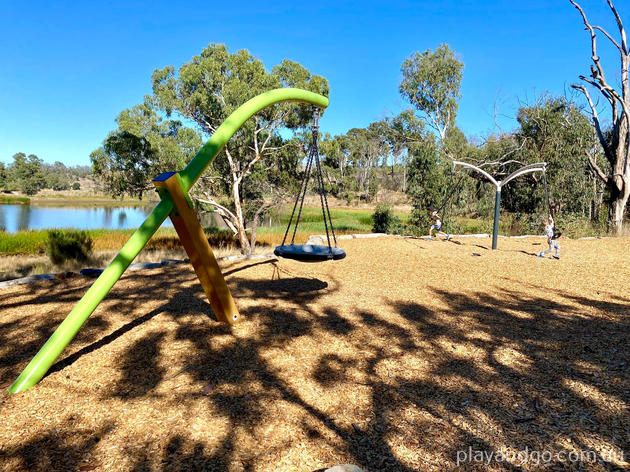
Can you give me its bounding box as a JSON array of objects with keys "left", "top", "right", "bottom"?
[{"left": 0, "top": 235, "right": 628, "bottom": 472}]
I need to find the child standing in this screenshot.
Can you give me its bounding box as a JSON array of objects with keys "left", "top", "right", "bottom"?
[
  {"left": 538, "top": 214, "right": 560, "bottom": 259},
  {"left": 427, "top": 209, "right": 450, "bottom": 241}
]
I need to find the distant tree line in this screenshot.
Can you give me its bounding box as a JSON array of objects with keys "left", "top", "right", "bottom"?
[
  {"left": 316, "top": 44, "right": 608, "bottom": 234},
  {"left": 0, "top": 153, "right": 89, "bottom": 195}
]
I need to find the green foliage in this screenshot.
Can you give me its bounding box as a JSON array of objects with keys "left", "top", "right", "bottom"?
[
  {"left": 44, "top": 161, "right": 71, "bottom": 190},
  {"left": 510, "top": 96, "right": 600, "bottom": 216},
  {"left": 552, "top": 213, "right": 607, "bottom": 239},
  {"left": 406, "top": 137, "right": 446, "bottom": 225},
  {"left": 0, "top": 230, "right": 48, "bottom": 255},
  {"left": 399, "top": 44, "right": 463, "bottom": 140},
  {"left": 149, "top": 43, "right": 329, "bottom": 253},
  {"left": 72, "top": 182, "right": 81, "bottom": 190},
  {"left": 0, "top": 162, "right": 6, "bottom": 189},
  {"left": 0, "top": 195, "right": 30, "bottom": 204},
  {"left": 91, "top": 99, "right": 202, "bottom": 199},
  {"left": 91, "top": 131, "right": 156, "bottom": 199},
  {"left": 46, "top": 229, "right": 93, "bottom": 265},
  {"left": 1, "top": 155, "right": 88, "bottom": 194},
  {"left": 45, "top": 173, "right": 69, "bottom": 190},
  {"left": 203, "top": 227, "right": 237, "bottom": 249},
  {"left": 372, "top": 204, "right": 402, "bottom": 234},
  {"left": 345, "top": 128, "right": 379, "bottom": 201},
  {"left": 12, "top": 153, "right": 46, "bottom": 195}
]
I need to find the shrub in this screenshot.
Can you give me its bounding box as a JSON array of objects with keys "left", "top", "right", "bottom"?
[
  {"left": 410, "top": 207, "right": 431, "bottom": 232},
  {"left": 203, "top": 227, "right": 237, "bottom": 249},
  {"left": 372, "top": 204, "right": 401, "bottom": 234},
  {"left": 445, "top": 217, "right": 493, "bottom": 235},
  {"left": 72, "top": 182, "right": 81, "bottom": 190},
  {"left": 343, "top": 192, "right": 355, "bottom": 205},
  {"left": 553, "top": 213, "right": 606, "bottom": 238},
  {"left": 0, "top": 195, "right": 30, "bottom": 205},
  {"left": 46, "top": 229, "right": 93, "bottom": 265}
]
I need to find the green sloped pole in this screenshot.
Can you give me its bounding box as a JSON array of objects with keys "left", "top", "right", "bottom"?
[{"left": 9, "top": 88, "right": 329, "bottom": 393}]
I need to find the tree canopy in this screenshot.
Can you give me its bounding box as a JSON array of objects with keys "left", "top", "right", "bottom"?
[
  {"left": 94, "top": 43, "right": 330, "bottom": 253},
  {"left": 400, "top": 44, "right": 463, "bottom": 142},
  {"left": 90, "top": 99, "right": 202, "bottom": 200}
]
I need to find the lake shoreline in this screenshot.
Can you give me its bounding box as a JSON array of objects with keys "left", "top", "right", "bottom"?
[{"left": 2, "top": 188, "right": 157, "bottom": 207}]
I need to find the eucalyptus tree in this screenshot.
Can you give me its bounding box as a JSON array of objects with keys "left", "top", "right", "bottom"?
[
  {"left": 151, "top": 44, "right": 328, "bottom": 253},
  {"left": 382, "top": 110, "right": 426, "bottom": 192},
  {"left": 90, "top": 99, "right": 202, "bottom": 200},
  {"left": 475, "top": 133, "right": 527, "bottom": 214},
  {"left": 344, "top": 125, "right": 387, "bottom": 201},
  {"left": 318, "top": 133, "right": 352, "bottom": 197},
  {"left": 399, "top": 44, "right": 463, "bottom": 143},
  {"left": 44, "top": 161, "right": 71, "bottom": 191},
  {"left": 570, "top": 0, "right": 630, "bottom": 233},
  {"left": 0, "top": 163, "right": 6, "bottom": 189},
  {"left": 11, "top": 153, "right": 45, "bottom": 195},
  {"left": 405, "top": 134, "right": 445, "bottom": 229},
  {"left": 514, "top": 97, "right": 603, "bottom": 217},
  {"left": 383, "top": 111, "right": 446, "bottom": 227},
  {"left": 91, "top": 131, "right": 156, "bottom": 200}
]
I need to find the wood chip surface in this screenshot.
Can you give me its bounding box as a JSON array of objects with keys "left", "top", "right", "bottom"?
[{"left": 0, "top": 236, "right": 629, "bottom": 471}]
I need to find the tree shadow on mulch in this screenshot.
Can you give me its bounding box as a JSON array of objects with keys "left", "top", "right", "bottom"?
[
  {"left": 0, "top": 268, "right": 204, "bottom": 388},
  {"left": 3, "top": 271, "right": 628, "bottom": 471},
  {"left": 0, "top": 421, "right": 116, "bottom": 471},
  {"left": 385, "top": 289, "right": 629, "bottom": 470}
]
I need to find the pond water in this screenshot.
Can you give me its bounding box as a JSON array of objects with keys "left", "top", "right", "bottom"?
[
  {"left": 0, "top": 203, "right": 176, "bottom": 233},
  {"left": 0, "top": 203, "right": 284, "bottom": 233}
]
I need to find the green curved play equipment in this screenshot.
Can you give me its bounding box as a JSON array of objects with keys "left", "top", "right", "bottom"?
[{"left": 9, "top": 88, "right": 329, "bottom": 393}]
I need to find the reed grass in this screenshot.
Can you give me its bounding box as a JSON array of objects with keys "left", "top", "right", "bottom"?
[
  {"left": 0, "top": 230, "right": 48, "bottom": 255},
  {"left": 0, "top": 195, "right": 30, "bottom": 204}
]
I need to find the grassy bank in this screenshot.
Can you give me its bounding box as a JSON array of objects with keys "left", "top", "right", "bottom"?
[
  {"left": 0, "top": 207, "right": 385, "bottom": 255},
  {"left": 0, "top": 227, "right": 181, "bottom": 256},
  {"left": 0, "top": 206, "right": 610, "bottom": 257},
  {"left": 0, "top": 195, "right": 30, "bottom": 205}
]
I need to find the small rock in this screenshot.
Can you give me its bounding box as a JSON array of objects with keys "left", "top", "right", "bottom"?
[
  {"left": 161, "top": 259, "right": 185, "bottom": 266},
  {"left": 306, "top": 235, "right": 326, "bottom": 245},
  {"left": 0, "top": 273, "right": 56, "bottom": 288},
  {"left": 353, "top": 233, "right": 386, "bottom": 238},
  {"left": 128, "top": 262, "right": 162, "bottom": 271},
  {"left": 325, "top": 465, "right": 365, "bottom": 472},
  {"left": 80, "top": 268, "right": 103, "bottom": 278}
]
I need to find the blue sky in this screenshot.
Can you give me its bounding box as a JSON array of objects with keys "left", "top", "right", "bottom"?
[{"left": 1, "top": 0, "right": 627, "bottom": 166}]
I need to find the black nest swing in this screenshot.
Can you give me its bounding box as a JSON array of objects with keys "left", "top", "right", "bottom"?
[{"left": 274, "top": 109, "right": 346, "bottom": 262}]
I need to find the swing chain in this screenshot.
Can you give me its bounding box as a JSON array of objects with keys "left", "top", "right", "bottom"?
[
  {"left": 542, "top": 166, "right": 551, "bottom": 218},
  {"left": 280, "top": 108, "right": 338, "bottom": 253}
]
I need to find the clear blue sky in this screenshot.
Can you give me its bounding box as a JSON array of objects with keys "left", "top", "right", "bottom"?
[{"left": 1, "top": 0, "right": 627, "bottom": 166}]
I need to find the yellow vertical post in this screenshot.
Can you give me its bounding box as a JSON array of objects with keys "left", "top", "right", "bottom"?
[{"left": 152, "top": 172, "right": 239, "bottom": 324}]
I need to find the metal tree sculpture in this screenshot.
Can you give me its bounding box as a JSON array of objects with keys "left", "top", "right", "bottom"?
[{"left": 453, "top": 161, "right": 547, "bottom": 249}]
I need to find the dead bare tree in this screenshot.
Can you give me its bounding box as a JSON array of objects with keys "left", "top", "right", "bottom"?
[{"left": 570, "top": 0, "right": 630, "bottom": 233}]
